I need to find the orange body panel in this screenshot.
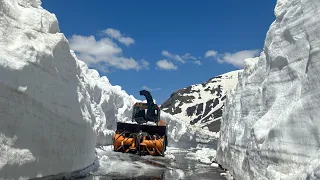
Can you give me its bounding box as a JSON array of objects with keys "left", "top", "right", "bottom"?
[
  {"left": 140, "top": 137, "right": 165, "bottom": 155},
  {"left": 113, "top": 132, "right": 166, "bottom": 156},
  {"left": 113, "top": 134, "right": 135, "bottom": 151}
]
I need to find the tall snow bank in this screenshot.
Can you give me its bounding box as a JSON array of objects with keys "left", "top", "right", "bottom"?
[
  {"left": 0, "top": 0, "right": 96, "bottom": 179},
  {"left": 0, "top": 0, "right": 144, "bottom": 178},
  {"left": 76, "top": 60, "right": 136, "bottom": 146},
  {"left": 217, "top": 0, "right": 320, "bottom": 179}
]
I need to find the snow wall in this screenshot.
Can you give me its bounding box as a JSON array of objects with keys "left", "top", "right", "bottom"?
[
  {"left": 0, "top": 0, "right": 203, "bottom": 178},
  {"left": 0, "top": 0, "right": 96, "bottom": 179},
  {"left": 217, "top": 0, "right": 320, "bottom": 179}
]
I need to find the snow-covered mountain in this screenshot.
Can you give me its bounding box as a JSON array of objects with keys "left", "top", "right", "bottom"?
[
  {"left": 217, "top": 0, "right": 320, "bottom": 179},
  {"left": 161, "top": 70, "right": 242, "bottom": 132}
]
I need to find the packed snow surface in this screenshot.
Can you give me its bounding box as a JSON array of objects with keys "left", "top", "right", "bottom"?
[{"left": 217, "top": 0, "right": 320, "bottom": 179}]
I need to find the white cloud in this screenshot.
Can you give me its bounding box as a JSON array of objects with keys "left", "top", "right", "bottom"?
[
  {"left": 156, "top": 59, "right": 178, "bottom": 70},
  {"left": 103, "top": 28, "right": 135, "bottom": 46},
  {"left": 205, "top": 50, "right": 218, "bottom": 58},
  {"left": 162, "top": 50, "right": 185, "bottom": 63},
  {"left": 219, "top": 49, "right": 260, "bottom": 68},
  {"left": 103, "top": 28, "right": 121, "bottom": 38},
  {"left": 69, "top": 35, "right": 148, "bottom": 71},
  {"left": 161, "top": 50, "right": 201, "bottom": 66},
  {"left": 142, "top": 86, "right": 162, "bottom": 92},
  {"left": 193, "top": 60, "right": 202, "bottom": 65},
  {"left": 161, "top": 50, "right": 170, "bottom": 57},
  {"left": 182, "top": 53, "right": 197, "bottom": 60},
  {"left": 70, "top": 35, "right": 122, "bottom": 60},
  {"left": 140, "top": 59, "right": 150, "bottom": 70}
]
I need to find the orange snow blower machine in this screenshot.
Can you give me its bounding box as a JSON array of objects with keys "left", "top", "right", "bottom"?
[{"left": 112, "top": 90, "right": 168, "bottom": 156}]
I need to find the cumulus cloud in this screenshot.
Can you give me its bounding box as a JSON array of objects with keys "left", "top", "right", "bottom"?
[
  {"left": 218, "top": 49, "right": 260, "bottom": 68},
  {"left": 193, "top": 60, "right": 202, "bottom": 65},
  {"left": 161, "top": 50, "right": 201, "bottom": 66},
  {"left": 142, "top": 86, "right": 162, "bottom": 92},
  {"left": 140, "top": 59, "right": 150, "bottom": 70},
  {"left": 205, "top": 50, "right": 218, "bottom": 58},
  {"left": 69, "top": 35, "right": 148, "bottom": 71},
  {"left": 103, "top": 28, "right": 135, "bottom": 46},
  {"left": 204, "top": 49, "right": 260, "bottom": 68},
  {"left": 182, "top": 53, "right": 198, "bottom": 60},
  {"left": 162, "top": 50, "right": 185, "bottom": 63},
  {"left": 156, "top": 59, "right": 178, "bottom": 70}
]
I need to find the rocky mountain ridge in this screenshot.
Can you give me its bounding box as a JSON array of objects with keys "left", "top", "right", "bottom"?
[{"left": 161, "top": 70, "right": 242, "bottom": 132}]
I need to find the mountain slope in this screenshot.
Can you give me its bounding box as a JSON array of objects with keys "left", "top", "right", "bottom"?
[{"left": 161, "top": 70, "right": 242, "bottom": 132}]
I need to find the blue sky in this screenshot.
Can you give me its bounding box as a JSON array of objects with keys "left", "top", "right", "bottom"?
[{"left": 42, "top": 0, "right": 277, "bottom": 104}]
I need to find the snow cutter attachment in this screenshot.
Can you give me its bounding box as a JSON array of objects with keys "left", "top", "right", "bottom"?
[{"left": 112, "top": 90, "right": 168, "bottom": 156}]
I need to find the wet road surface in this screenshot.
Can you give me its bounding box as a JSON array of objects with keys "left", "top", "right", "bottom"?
[{"left": 81, "top": 146, "right": 227, "bottom": 180}]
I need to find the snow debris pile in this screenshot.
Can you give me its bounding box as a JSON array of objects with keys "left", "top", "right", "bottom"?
[
  {"left": 186, "top": 148, "right": 217, "bottom": 165},
  {"left": 217, "top": 0, "right": 320, "bottom": 179},
  {"left": 0, "top": 0, "right": 204, "bottom": 178}
]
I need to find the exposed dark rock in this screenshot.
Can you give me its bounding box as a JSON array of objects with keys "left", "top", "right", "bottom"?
[
  {"left": 196, "top": 104, "right": 203, "bottom": 115},
  {"left": 215, "top": 85, "right": 222, "bottom": 97},
  {"left": 190, "top": 115, "right": 202, "bottom": 125},
  {"left": 221, "top": 95, "right": 226, "bottom": 101},
  {"left": 187, "top": 106, "right": 197, "bottom": 117},
  {"left": 203, "top": 99, "right": 214, "bottom": 117},
  {"left": 161, "top": 71, "right": 241, "bottom": 132},
  {"left": 206, "top": 119, "right": 221, "bottom": 132}
]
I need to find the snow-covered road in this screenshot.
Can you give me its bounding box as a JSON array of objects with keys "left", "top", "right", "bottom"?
[{"left": 80, "top": 146, "right": 227, "bottom": 180}]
